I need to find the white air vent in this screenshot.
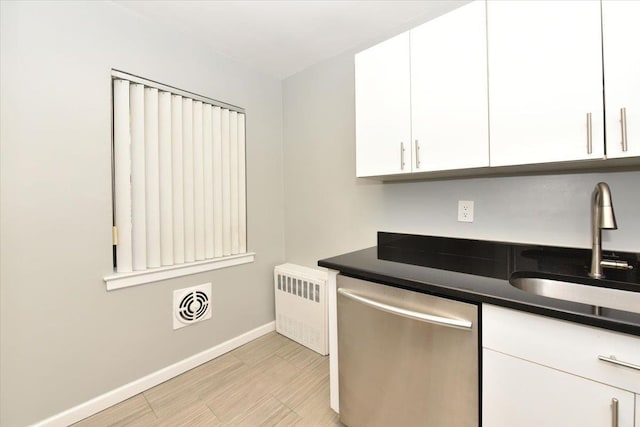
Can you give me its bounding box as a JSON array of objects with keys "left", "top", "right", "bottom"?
[
  {"left": 173, "top": 283, "right": 212, "bottom": 330},
  {"left": 274, "top": 264, "right": 328, "bottom": 355}
]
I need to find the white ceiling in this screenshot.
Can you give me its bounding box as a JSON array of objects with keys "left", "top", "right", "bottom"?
[{"left": 115, "top": 0, "right": 469, "bottom": 80}]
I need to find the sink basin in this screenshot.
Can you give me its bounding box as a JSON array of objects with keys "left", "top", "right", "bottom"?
[{"left": 509, "top": 272, "right": 640, "bottom": 315}]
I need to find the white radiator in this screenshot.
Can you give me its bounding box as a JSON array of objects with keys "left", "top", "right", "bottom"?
[{"left": 274, "top": 263, "right": 328, "bottom": 355}]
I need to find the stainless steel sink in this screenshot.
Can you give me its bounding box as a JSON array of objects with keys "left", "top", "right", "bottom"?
[{"left": 509, "top": 274, "right": 640, "bottom": 315}]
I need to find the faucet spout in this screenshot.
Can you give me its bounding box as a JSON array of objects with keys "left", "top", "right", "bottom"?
[{"left": 590, "top": 182, "right": 617, "bottom": 279}]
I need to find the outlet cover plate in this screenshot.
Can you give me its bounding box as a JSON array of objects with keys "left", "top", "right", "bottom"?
[{"left": 458, "top": 200, "right": 474, "bottom": 222}]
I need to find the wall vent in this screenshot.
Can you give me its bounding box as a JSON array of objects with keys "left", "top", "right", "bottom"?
[
  {"left": 173, "top": 283, "right": 212, "bottom": 330},
  {"left": 274, "top": 263, "right": 328, "bottom": 355}
]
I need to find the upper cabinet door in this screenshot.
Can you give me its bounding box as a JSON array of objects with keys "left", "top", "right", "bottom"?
[
  {"left": 602, "top": 0, "right": 640, "bottom": 159},
  {"left": 487, "top": 1, "right": 604, "bottom": 167},
  {"left": 411, "top": 1, "right": 489, "bottom": 172},
  {"left": 355, "top": 32, "right": 411, "bottom": 177}
]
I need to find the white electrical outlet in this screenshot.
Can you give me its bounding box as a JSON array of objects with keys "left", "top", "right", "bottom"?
[{"left": 458, "top": 200, "right": 474, "bottom": 222}]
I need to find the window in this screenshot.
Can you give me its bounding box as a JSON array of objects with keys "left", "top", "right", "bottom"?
[{"left": 104, "top": 71, "right": 252, "bottom": 290}]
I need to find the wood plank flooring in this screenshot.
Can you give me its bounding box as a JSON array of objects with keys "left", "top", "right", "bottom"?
[{"left": 73, "top": 332, "right": 342, "bottom": 426}]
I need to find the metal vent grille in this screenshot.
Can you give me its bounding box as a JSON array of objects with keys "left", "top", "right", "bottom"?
[
  {"left": 276, "top": 273, "right": 321, "bottom": 303},
  {"left": 173, "top": 283, "right": 212, "bottom": 330}
]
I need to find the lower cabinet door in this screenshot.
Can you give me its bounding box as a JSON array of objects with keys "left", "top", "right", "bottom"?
[{"left": 483, "top": 349, "right": 635, "bottom": 427}]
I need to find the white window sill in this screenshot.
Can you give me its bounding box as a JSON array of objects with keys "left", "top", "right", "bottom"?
[{"left": 104, "top": 252, "right": 255, "bottom": 290}]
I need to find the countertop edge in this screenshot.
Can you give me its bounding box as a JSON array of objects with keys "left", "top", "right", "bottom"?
[{"left": 318, "top": 258, "right": 640, "bottom": 337}]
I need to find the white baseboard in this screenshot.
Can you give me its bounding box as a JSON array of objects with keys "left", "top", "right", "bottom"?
[{"left": 33, "top": 321, "right": 276, "bottom": 427}]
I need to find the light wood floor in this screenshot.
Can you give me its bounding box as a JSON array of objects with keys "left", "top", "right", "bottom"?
[{"left": 74, "top": 332, "right": 342, "bottom": 426}]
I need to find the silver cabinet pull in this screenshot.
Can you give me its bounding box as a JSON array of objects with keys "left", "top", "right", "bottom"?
[
  {"left": 400, "top": 142, "right": 405, "bottom": 170},
  {"left": 620, "top": 107, "right": 628, "bottom": 152},
  {"left": 587, "top": 112, "right": 593, "bottom": 154},
  {"left": 337, "top": 288, "right": 473, "bottom": 330},
  {"left": 611, "top": 398, "right": 618, "bottom": 427},
  {"left": 598, "top": 355, "right": 640, "bottom": 371},
  {"left": 415, "top": 139, "right": 421, "bottom": 169}
]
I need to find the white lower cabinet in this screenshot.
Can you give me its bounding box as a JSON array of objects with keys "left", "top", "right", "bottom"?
[
  {"left": 483, "top": 349, "right": 635, "bottom": 427},
  {"left": 483, "top": 304, "right": 640, "bottom": 426}
]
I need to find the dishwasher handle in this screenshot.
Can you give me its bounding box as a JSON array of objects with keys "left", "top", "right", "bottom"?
[{"left": 338, "top": 288, "right": 473, "bottom": 330}]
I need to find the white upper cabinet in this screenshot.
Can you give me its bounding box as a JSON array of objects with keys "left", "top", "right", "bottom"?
[
  {"left": 487, "top": 1, "right": 605, "bottom": 167},
  {"left": 355, "top": 32, "right": 411, "bottom": 177},
  {"left": 410, "top": 0, "right": 489, "bottom": 172},
  {"left": 602, "top": 0, "right": 640, "bottom": 159},
  {"left": 355, "top": 0, "right": 637, "bottom": 179}
]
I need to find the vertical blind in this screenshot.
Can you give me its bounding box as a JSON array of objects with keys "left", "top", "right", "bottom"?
[{"left": 112, "top": 77, "right": 247, "bottom": 274}]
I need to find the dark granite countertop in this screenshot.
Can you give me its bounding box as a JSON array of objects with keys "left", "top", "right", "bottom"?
[{"left": 318, "top": 232, "right": 640, "bottom": 336}]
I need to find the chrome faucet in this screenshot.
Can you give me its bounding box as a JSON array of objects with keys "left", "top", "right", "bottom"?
[{"left": 589, "top": 182, "right": 617, "bottom": 279}]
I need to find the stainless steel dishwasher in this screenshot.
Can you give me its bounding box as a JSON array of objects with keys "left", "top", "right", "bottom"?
[{"left": 337, "top": 275, "right": 479, "bottom": 427}]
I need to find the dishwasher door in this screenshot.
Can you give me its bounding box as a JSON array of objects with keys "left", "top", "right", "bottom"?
[{"left": 337, "top": 275, "right": 479, "bottom": 427}]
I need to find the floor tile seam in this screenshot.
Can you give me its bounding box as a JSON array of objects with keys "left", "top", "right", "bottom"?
[
  {"left": 289, "top": 358, "right": 325, "bottom": 371},
  {"left": 239, "top": 354, "right": 301, "bottom": 380},
  {"left": 169, "top": 354, "right": 247, "bottom": 387},
  {"left": 270, "top": 390, "right": 304, "bottom": 418},
  {"left": 143, "top": 374, "right": 214, "bottom": 404},
  {"left": 201, "top": 361, "right": 253, "bottom": 387},
  {"left": 194, "top": 396, "right": 221, "bottom": 422},
  {"left": 277, "top": 354, "right": 311, "bottom": 376},
  {"left": 270, "top": 368, "right": 328, "bottom": 401},
  {"left": 197, "top": 393, "right": 240, "bottom": 418},
  {"left": 148, "top": 353, "right": 245, "bottom": 393},
  {"left": 218, "top": 352, "right": 244, "bottom": 364},
  {"left": 196, "top": 364, "right": 254, "bottom": 402},
  {"left": 143, "top": 384, "right": 198, "bottom": 407},
  {"left": 234, "top": 338, "right": 291, "bottom": 363},
  {"left": 200, "top": 382, "right": 268, "bottom": 423},
  {"left": 203, "top": 398, "right": 226, "bottom": 423},
  {"left": 170, "top": 394, "right": 221, "bottom": 422},
  {"left": 272, "top": 353, "right": 297, "bottom": 366},
  {"left": 283, "top": 355, "right": 327, "bottom": 373},
  {"left": 236, "top": 391, "right": 284, "bottom": 420},
  {"left": 237, "top": 351, "right": 285, "bottom": 367},
  {"left": 145, "top": 391, "right": 215, "bottom": 420},
  {"left": 233, "top": 393, "right": 296, "bottom": 426},
  {"left": 262, "top": 359, "right": 306, "bottom": 389},
  {"left": 138, "top": 393, "right": 159, "bottom": 421},
  {"left": 233, "top": 337, "right": 280, "bottom": 356}
]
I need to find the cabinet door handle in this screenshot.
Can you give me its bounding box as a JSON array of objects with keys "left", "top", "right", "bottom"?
[
  {"left": 620, "top": 107, "right": 628, "bottom": 152},
  {"left": 337, "top": 288, "right": 473, "bottom": 330},
  {"left": 598, "top": 355, "right": 640, "bottom": 371},
  {"left": 415, "top": 139, "right": 420, "bottom": 169},
  {"left": 611, "top": 398, "right": 618, "bottom": 427},
  {"left": 400, "top": 142, "right": 405, "bottom": 170},
  {"left": 586, "top": 112, "right": 593, "bottom": 154}
]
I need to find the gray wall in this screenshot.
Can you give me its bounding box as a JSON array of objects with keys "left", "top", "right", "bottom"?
[
  {"left": 0, "top": 2, "right": 284, "bottom": 426},
  {"left": 282, "top": 51, "right": 640, "bottom": 268}
]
